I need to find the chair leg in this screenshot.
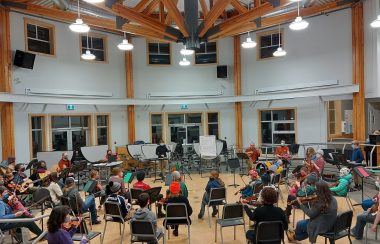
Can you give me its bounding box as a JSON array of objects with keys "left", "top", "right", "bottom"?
[
  {"left": 208, "top": 206, "right": 211, "bottom": 228},
  {"left": 119, "top": 223, "right": 121, "bottom": 235},
  {"left": 188, "top": 225, "right": 191, "bottom": 244},
  {"left": 324, "top": 237, "right": 327, "bottom": 244},
  {"left": 365, "top": 223, "right": 368, "bottom": 244},
  {"left": 348, "top": 232, "right": 352, "bottom": 244},
  {"left": 292, "top": 208, "right": 295, "bottom": 228},
  {"left": 234, "top": 226, "right": 236, "bottom": 240},
  {"left": 220, "top": 226, "right": 223, "bottom": 244},
  {"left": 167, "top": 226, "right": 170, "bottom": 240},
  {"left": 101, "top": 221, "right": 107, "bottom": 244},
  {"left": 120, "top": 223, "right": 126, "bottom": 244},
  {"left": 215, "top": 221, "right": 217, "bottom": 243}
]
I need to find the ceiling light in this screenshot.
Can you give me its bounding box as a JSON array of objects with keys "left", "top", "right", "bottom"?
[
  {"left": 117, "top": 32, "right": 133, "bottom": 51},
  {"left": 179, "top": 57, "right": 190, "bottom": 66},
  {"left": 273, "top": 47, "right": 287, "bottom": 57},
  {"left": 69, "top": 0, "right": 90, "bottom": 33},
  {"left": 242, "top": 36, "right": 257, "bottom": 48},
  {"left": 289, "top": 1, "right": 309, "bottom": 31},
  {"left": 83, "top": 0, "right": 104, "bottom": 3},
  {"left": 81, "top": 50, "right": 96, "bottom": 60},
  {"left": 180, "top": 46, "right": 194, "bottom": 55},
  {"left": 371, "top": 15, "right": 380, "bottom": 28}
]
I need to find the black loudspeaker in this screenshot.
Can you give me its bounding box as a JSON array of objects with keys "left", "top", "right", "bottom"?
[
  {"left": 13, "top": 50, "right": 36, "bottom": 69},
  {"left": 217, "top": 65, "right": 228, "bottom": 78}
]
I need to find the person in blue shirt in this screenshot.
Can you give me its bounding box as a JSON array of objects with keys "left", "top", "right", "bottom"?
[
  {"left": 198, "top": 170, "right": 225, "bottom": 219},
  {"left": 349, "top": 140, "right": 365, "bottom": 188}
]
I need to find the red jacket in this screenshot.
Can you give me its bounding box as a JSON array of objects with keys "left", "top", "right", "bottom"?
[{"left": 133, "top": 181, "right": 151, "bottom": 191}]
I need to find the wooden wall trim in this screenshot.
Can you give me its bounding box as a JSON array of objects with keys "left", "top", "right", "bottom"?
[
  {"left": 352, "top": 2, "right": 365, "bottom": 141},
  {"left": 234, "top": 35, "right": 243, "bottom": 149},
  {"left": 125, "top": 41, "right": 135, "bottom": 144}
]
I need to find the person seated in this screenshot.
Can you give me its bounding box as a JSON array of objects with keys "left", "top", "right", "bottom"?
[
  {"left": 133, "top": 171, "right": 152, "bottom": 191},
  {"left": 361, "top": 177, "right": 380, "bottom": 211},
  {"left": 13, "top": 164, "right": 27, "bottom": 185},
  {"left": 0, "top": 186, "right": 33, "bottom": 218},
  {"left": 29, "top": 160, "right": 49, "bottom": 187},
  {"left": 171, "top": 171, "right": 188, "bottom": 198},
  {"left": 329, "top": 167, "right": 352, "bottom": 196},
  {"left": 105, "top": 181, "right": 131, "bottom": 220},
  {"left": 103, "top": 149, "right": 119, "bottom": 162},
  {"left": 198, "top": 170, "right": 225, "bottom": 219},
  {"left": 348, "top": 140, "right": 365, "bottom": 189},
  {"left": 109, "top": 167, "right": 130, "bottom": 201},
  {"left": 4, "top": 173, "right": 17, "bottom": 191},
  {"left": 7, "top": 157, "right": 16, "bottom": 173},
  {"left": 47, "top": 205, "right": 87, "bottom": 244},
  {"left": 0, "top": 194, "right": 42, "bottom": 242},
  {"left": 271, "top": 156, "right": 284, "bottom": 174},
  {"left": 314, "top": 149, "right": 326, "bottom": 173},
  {"left": 164, "top": 182, "right": 192, "bottom": 237},
  {"left": 62, "top": 177, "right": 101, "bottom": 225},
  {"left": 305, "top": 147, "right": 317, "bottom": 162},
  {"left": 244, "top": 187, "right": 288, "bottom": 244},
  {"left": 58, "top": 152, "right": 72, "bottom": 172},
  {"left": 294, "top": 181, "right": 337, "bottom": 243},
  {"left": 44, "top": 172, "right": 63, "bottom": 206},
  {"left": 245, "top": 142, "right": 261, "bottom": 169},
  {"left": 236, "top": 169, "right": 260, "bottom": 201},
  {"left": 275, "top": 140, "right": 291, "bottom": 162},
  {"left": 89, "top": 170, "right": 106, "bottom": 209},
  {"left": 133, "top": 193, "right": 163, "bottom": 243}
]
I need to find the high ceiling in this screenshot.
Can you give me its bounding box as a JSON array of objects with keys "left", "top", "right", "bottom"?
[{"left": 2, "top": 0, "right": 359, "bottom": 43}]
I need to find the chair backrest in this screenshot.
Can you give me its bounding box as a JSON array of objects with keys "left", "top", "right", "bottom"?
[
  {"left": 145, "top": 186, "right": 162, "bottom": 202},
  {"left": 209, "top": 187, "right": 226, "bottom": 202},
  {"left": 256, "top": 221, "right": 284, "bottom": 243},
  {"left": 61, "top": 196, "right": 71, "bottom": 207},
  {"left": 165, "top": 203, "right": 189, "bottom": 222},
  {"left": 253, "top": 183, "right": 264, "bottom": 194},
  {"left": 104, "top": 201, "right": 124, "bottom": 222},
  {"left": 222, "top": 203, "right": 244, "bottom": 220},
  {"left": 271, "top": 174, "right": 281, "bottom": 185},
  {"left": 130, "top": 188, "right": 144, "bottom": 200},
  {"left": 130, "top": 219, "right": 156, "bottom": 242},
  {"left": 331, "top": 210, "right": 353, "bottom": 234},
  {"left": 281, "top": 168, "right": 288, "bottom": 179},
  {"left": 33, "top": 188, "right": 51, "bottom": 203}
]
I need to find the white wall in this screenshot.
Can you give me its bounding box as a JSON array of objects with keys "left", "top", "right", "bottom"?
[{"left": 8, "top": 12, "right": 129, "bottom": 163}]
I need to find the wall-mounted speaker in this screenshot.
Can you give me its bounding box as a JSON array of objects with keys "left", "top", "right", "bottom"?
[
  {"left": 217, "top": 65, "right": 228, "bottom": 78},
  {"left": 14, "top": 50, "right": 36, "bottom": 70}
]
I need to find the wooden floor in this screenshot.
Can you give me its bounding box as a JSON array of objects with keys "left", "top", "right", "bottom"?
[{"left": 31, "top": 172, "right": 375, "bottom": 244}]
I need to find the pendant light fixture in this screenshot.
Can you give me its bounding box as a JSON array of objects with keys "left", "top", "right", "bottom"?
[
  {"left": 242, "top": 0, "right": 257, "bottom": 49},
  {"left": 69, "top": 0, "right": 90, "bottom": 33},
  {"left": 84, "top": 0, "right": 105, "bottom": 3},
  {"left": 180, "top": 45, "right": 194, "bottom": 55},
  {"left": 371, "top": 1, "right": 380, "bottom": 28},
  {"left": 179, "top": 56, "right": 190, "bottom": 66},
  {"left": 289, "top": 1, "right": 309, "bottom": 31},
  {"left": 81, "top": 33, "right": 96, "bottom": 60},
  {"left": 273, "top": 24, "right": 287, "bottom": 57},
  {"left": 117, "top": 32, "right": 134, "bottom": 51}
]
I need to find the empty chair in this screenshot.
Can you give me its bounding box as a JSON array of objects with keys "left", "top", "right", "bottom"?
[
  {"left": 130, "top": 220, "right": 166, "bottom": 244},
  {"left": 207, "top": 187, "right": 227, "bottom": 227},
  {"left": 164, "top": 203, "right": 191, "bottom": 244},
  {"left": 215, "top": 203, "right": 245, "bottom": 244},
  {"left": 318, "top": 210, "right": 353, "bottom": 244},
  {"left": 255, "top": 221, "right": 285, "bottom": 244},
  {"left": 101, "top": 201, "right": 128, "bottom": 244}
]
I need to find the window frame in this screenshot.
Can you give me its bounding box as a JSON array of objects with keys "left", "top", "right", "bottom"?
[
  {"left": 146, "top": 40, "right": 172, "bottom": 66},
  {"left": 165, "top": 112, "right": 204, "bottom": 145},
  {"left": 256, "top": 28, "right": 284, "bottom": 61},
  {"left": 24, "top": 17, "right": 56, "bottom": 57},
  {"left": 79, "top": 33, "right": 108, "bottom": 63},
  {"left": 95, "top": 113, "right": 111, "bottom": 148},
  {"left": 149, "top": 112, "right": 164, "bottom": 143},
  {"left": 206, "top": 112, "right": 220, "bottom": 138},
  {"left": 28, "top": 114, "right": 48, "bottom": 159},
  {"left": 194, "top": 41, "right": 218, "bottom": 65}
]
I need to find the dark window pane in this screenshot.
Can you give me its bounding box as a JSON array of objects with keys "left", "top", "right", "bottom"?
[
  {"left": 148, "top": 43, "right": 159, "bottom": 53},
  {"left": 31, "top": 117, "right": 42, "bottom": 129},
  {"left": 187, "top": 126, "right": 200, "bottom": 144},
  {"left": 32, "top": 130, "right": 43, "bottom": 158},
  {"left": 260, "top": 35, "right": 272, "bottom": 47},
  {"left": 261, "top": 111, "right": 271, "bottom": 121},
  {"left": 206, "top": 42, "right": 217, "bottom": 53},
  {"left": 72, "top": 130, "right": 88, "bottom": 149},
  {"left": 97, "top": 128, "right": 108, "bottom": 145},
  {"left": 27, "top": 24, "right": 36, "bottom": 38},
  {"left": 52, "top": 131, "right": 68, "bottom": 151},
  {"left": 149, "top": 54, "right": 170, "bottom": 64},
  {"left": 272, "top": 33, "right": 280, "bottom": 46},
  {"left": 71, "top": 116, "right": 89, "bottom": 127},
  {"left": 151, "top": 114, "right": 162, "bottom": 125},
  {"left": 52, "top": 116, "right": 69, "bottom": 128},
  {"left": 168, "top": 114, "right": 184, "bottom": 124},
  {"left": 274, "top": 123, "right": 294, "bottom": 131},
  {"left": 81, "top": 36, "right": 88, "bottom": 48},
  {"left": 208, "top": 113, "right": 218, "bottom": 123},
  {"left": 97, "top": 115, "right": 108, "bottom": 126},
  {"left": 170, "top": 126, "right": 186, "bottom": 144},
  {"left": 159, "top": 43, "right": 170, "bottom": 54},
  {"left": 28, "top": 39, "right": 51, "bottom": 54},
  {"left": 92, "top": 50, "right": 105, "bottom": 61},
  {"left": 260, "top": 46, "right": 278, "bottom": 59},
  {"left": 197, "top": 43, "right": 206, "bottom": 53},
  {"left": 272, "top": 110, "right": 295, "bottom": 121},
  {"left": 151, "top": 126, "right": 162, "bottom": 144},
  {"left": 273, "top": 133, "right": 295, "bottom": 145},
  {"left": 261, "top": 122, "right": 272, "bottom": 144},
  {"left": 195, "top": 53, "right": 217, "bottom": 64},
  {"left": 186, "top": 114, "right": 202, "bottom": 123},
  {"left": 208, "top": 124, "right": 219, "bottom": 136},
  {"left": 37, "top": 26, "right": 50, "bottom": 41},
  {"left": 92, "top": 37, "right": 104, "bottom": 49}
]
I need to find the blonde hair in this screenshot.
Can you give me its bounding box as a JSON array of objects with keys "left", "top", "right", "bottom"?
[
  {"left": 112, "top": 167, "right": 122, "bottom": 176},
  {"left": 90, "top": 170, "right": 99, "bottom": 179}
]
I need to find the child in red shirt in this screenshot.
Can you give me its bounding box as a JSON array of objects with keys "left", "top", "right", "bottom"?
[{"left": 132, "top": 171, "right": 151, "bottom": 191}]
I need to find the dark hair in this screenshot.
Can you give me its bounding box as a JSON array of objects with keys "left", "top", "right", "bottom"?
[
  {"left": 38, "top": 160, "right": 47, "bottom": 169},
  {"left": 314, "top": 181, "right": 333, "bottom": 213},
  {"left": 136, "top": 171, "right": 145, "bottom": 182},
  {"left": 0, "top": 186, "right": 7, "bottom": 194},
  {"left": 261, "top": 173, "right": 271, "bottom": 185},
  {"left": 47, "top": 206, "right": 71, "bottom": 233},
  {"left": 50, "top": 172, "right": 59, "bottom": 182},
  {"left": 137, "top": 193, "right": 150, "bottom": 208},
  {"left": 261, "top": 187, "right": 278, "bottom": 205},
  {"left": 15, "top": 163, "right": 23, "bottom": 171}
]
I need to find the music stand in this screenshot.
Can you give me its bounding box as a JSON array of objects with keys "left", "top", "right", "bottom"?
[
  {"left": 123, "top": 171, "right": 136, "bottom": 189},
  {"left": 352, "top": 166, "right": 371, "bottom": 204},
  {"left": 70, "top": 161, "right": 88, "bottom": 191},
  {"left": 227, "top": 158, "right": 240, "bottom": 188},
  {"left": 59, "top": 168, "right": 71, "bottom": 180},
  {"left": 237, "top": 153, "right": 249, "bottom": 175}
]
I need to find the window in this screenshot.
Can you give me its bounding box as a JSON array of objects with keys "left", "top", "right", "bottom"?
[
  {"left": 96, "top": 115, "right": 110, "bottom": 146},
  {"left": 80, "top": 34, "right": 107, "bottom": 62},
  {"left": 257, "top": 29, "right": 283, "bottom": 60},
  {"left": 29, "top": 115, "right": 46, "bottom": 158},
  {"left": 150, "top": 113, "right": 163, "bottom": 143},
  {"left": 51, "top": 115, "right": 91, "bottom": 151},
  {"left": 259, "top": 109, "right": 296, "bottom": 147},
  {"left": 24, "top": 18, "right": 55, "bottom": 56},
  {"left": 167, "top": 113, "right": 203, "bottom": 144},
  {"left": 207, "top": 112, "right": 219, "bottom": 137},
  {"left": 195, "top": 42, "right": 217, "bottom": 64},
  {"left": 327, "top": 100, "right": 353, "bottom": 139},
  {"left": 147, "top": 41, "right": 171, "bottom": 65}
]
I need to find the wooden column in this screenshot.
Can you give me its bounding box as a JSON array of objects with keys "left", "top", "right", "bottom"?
[
  {"left": 0, "top": 7, "right": 15, "bottom": 159},
  {"left": 234, "top": 36, "right": 243, "bottom": 149},
  {"left": 352, "top": 2, "right": 365, "bottom": 141},
  {"left": 125, "top": 41, "right": 135, "bottom": 144}
]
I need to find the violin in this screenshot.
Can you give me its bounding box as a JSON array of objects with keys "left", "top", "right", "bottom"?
[
  {"left": 288, "top": 195, "right": 318, "bottom": 205},
  {"left": 63, "top": 217, "right": 81, "bottom": 231}
]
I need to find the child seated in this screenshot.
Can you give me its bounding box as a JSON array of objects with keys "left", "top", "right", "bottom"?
[
  {"left": 105, "top": 181, "right": 131, "bottom": 220},
  {"left": 198, "top": 170, "right": 224, "bottom": 219},
  {"left": 133, "top": 171, "right": 151, "bottom": 191},
  {"left": 132, "top": 193, "right": 163, "bottom": 243},
  {"left": 236, "top": 170, "right": 259, "bottom": 200},
  {"left": 0, "top": 186, "right": 33, "bottom": 217}
]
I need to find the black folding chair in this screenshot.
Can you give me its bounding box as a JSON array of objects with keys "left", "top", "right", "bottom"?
[
  {"left": 271, "top": 174, "right": 283, "bottom": 203},
  {"left": 130, "top": 188, "right": 144, "bottom": 205},
  {"left": 164, "top": 203, "right": 191, "bottom": 244},
  {"left": 145, "top": 186, "right": 162, "bottom": 214},
  {"left": 30, "top": 188, "right": 52, "bottom": 230},
  {"left": 61, "top": 195, "right": 92, "bottom": 229},
  {"left": 319, "top": 210, "right": 353, "bottom": 244},
  {"left": 101, "top": 201, "right": 128, "bottom": 244},
  {"left": 207, "top": 187, "right": 227, "bottom": 227},
  {"left": 215, "top": 203, "right": 245, "bottom": 244},
  {"left": 255, "top": 221, "right": 285, "bottom": 244},
  {"left": 130, "top": 219, "right": 166, "bottom": 244}
]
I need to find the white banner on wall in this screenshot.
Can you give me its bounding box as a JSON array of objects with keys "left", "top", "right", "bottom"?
[{"left": 199, "top": 135, "right": 217, "bottom": 157}]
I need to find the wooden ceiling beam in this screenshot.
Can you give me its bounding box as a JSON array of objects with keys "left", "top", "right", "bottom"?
[
  {"left": 133, "top": 0, "right": 151, "bottom": 12},
  {"left": 159, "top": 1, "right": 165, "bottom": 23},
  {"left": 164, "top": 0, "right": 178, "bottom": 25},
  {"left": 161, "top": 0, "right": 189, "bottom": 37},
  {"left": 230, "top": 0, "right": 248, "bottom": 13},
  {"left": 199, "top": 0, "right": 209, "bottom": 16},
  {"left": 142, "top": 0, "right": 160, "bottom": 15},
  {"left": 198, "top": 0, "right": 232, "bottom": 37}
]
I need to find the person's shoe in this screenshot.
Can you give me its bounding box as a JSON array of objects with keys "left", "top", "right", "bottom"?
[
  {"left": 173, "top": 229, "right": 179, "bottom": 236},
  {"left": 92, "top": 220, "right": 102, "bottom": 225},
  {"left": 212, "top": 209, "right": 218, "bottom": 217},
  {"left": 198, "top": 212, "right": 203, "bottom": 219}
]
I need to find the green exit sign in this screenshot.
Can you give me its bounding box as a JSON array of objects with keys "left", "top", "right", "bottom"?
[
  {"left": 180, "top": 104, "right": 188, "bottom": 110},
  {"left": 66, "top": 104, "right": 75, "bottom": 110}
]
